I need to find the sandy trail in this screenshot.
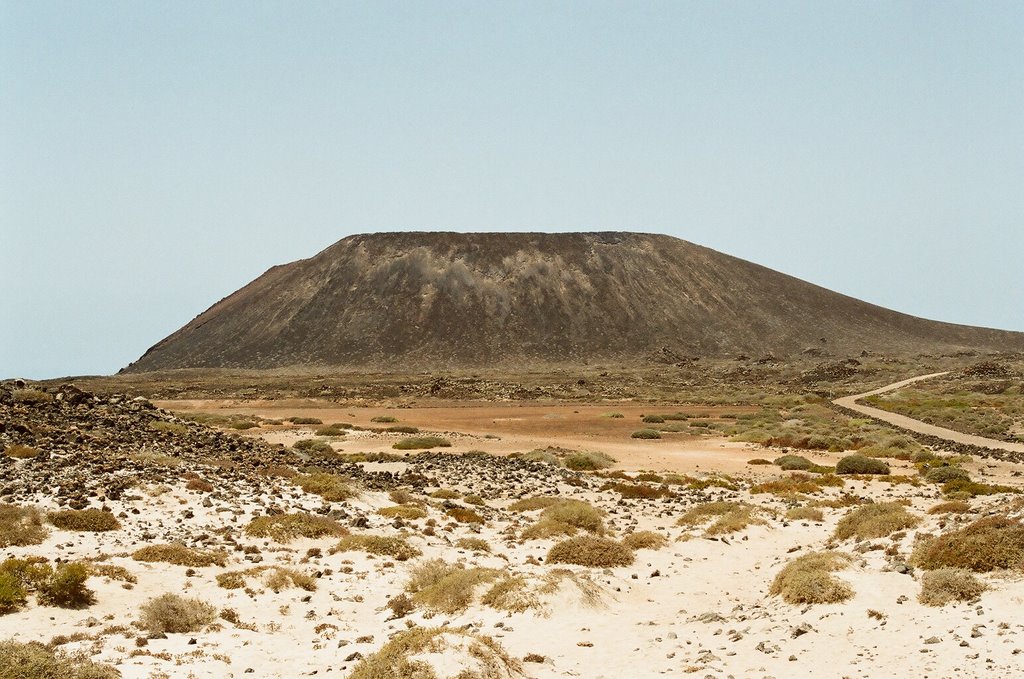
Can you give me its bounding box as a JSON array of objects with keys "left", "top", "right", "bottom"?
[{"left": 835, "top": 372, "right": 1024, "bottom": 454}]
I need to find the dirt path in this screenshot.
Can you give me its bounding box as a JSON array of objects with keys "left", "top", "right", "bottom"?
[{"left": 834, "top": 372, "right": 1024, "bottom": 454}]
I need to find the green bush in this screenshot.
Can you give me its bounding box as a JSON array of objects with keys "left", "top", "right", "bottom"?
[
  {"left": 631, "top": 429, "right": 662, "bottom": 440},
  {"left": 835, "top": 455, "right": 890, "bottom": 475},
  {"left": 0, "top": 572, "right": 27, "bottom": 613},
  {"left": 774, "top": 454, "right": 813, "bottom": 471},
  {"left": 38, "top": 563, "right": 94, "bottom": 608},
  {"left": 924, "top": 466, "right": 971, "bottom": 484},
  {"left": 641, "top": 415, "right": 665, "bottom": 423}
]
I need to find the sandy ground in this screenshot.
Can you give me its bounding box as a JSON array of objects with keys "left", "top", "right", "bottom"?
[
  {"left": 5, "top": 397, "right": 1024, "bottom": 678},
  {"left": 156, "top": 400, "right": 771, "bottom": 476}
]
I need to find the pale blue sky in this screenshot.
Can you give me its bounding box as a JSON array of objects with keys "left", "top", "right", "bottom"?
[{"left": 2, "top": 1, "right": 1022, "bottom": 379}]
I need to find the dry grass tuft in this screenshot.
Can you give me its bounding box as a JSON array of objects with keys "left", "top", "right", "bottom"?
[
  {"left": 786, "top": 507, "right": 824, "bottom": 522},
  {"left": 446, "top": 507, "right": 485, "bottom": 524},
  {"left": 928, "top": 500, "right": 972, "bottom": 515},
  {"left": 392, "top": 436, "right": 451, "bottom": 450},
  {"left": 918, "top": 568, "right": 987, "bottom": 606},
  {"left": 0, "top": 504, "right": 48, "bottom": 547},
  {"left": 0, "top": 640, "right": 120, "bottom": 678},
  {"left": 455, "top": 537, "right": 491, "bottom": 552},
  {"left": 264, "top": 567, "right": 317, "bottom": 593},
  {"left": 621, "top": 531, "right": 668, "bottom": 551},
  {"left": 294, "top": 473, "right": 358, "bottom": 501},
  {"left": 546, "top": 536, "right": 634, "bottom": 568},
  {"left": 132, "top": 543, "right": 227, "bottom": 567},
  {"left": 539, "top": 500, "right": 604, "bottom": 534},
  {"left": 405, "top": 559, "right": 500, "bottom": 614},
  {"left": 677, "top": 501, "right": 767, "bottom": 535},
  {"left": 333, "top": 534, "right": 421, "bottom": 561},
  {"left": 508, "top": 496, "right": 561, "bottom": 512},
  {"left": 770, "top": 551, "right": 855, "bottom": 604},
  {"left": 911, "top": 515, "right": 1024, "bottom": 572},
  {"left": 348, "top": 627, "right": 521, "bottom": 679},
  {"left": 49, "top": 509, "right": 121, "bottom": 532},
  {"left": 139, "top": 593, "right": 217, "bottom": 633},
  {"left": 378, "top": 504, "right": 428, "bottom": 520},
  {"left": 244, "top": 513, "right": 347, "bottom": 542},
  {"left": 3, "top": 444, "right": 40, "bottom": 459},
  {"left": 833, "top": 502, "right": 920, "bottom": 541}
]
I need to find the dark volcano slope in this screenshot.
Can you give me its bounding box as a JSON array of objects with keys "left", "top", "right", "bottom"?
[{"left": 124, "top": 232, "right": 1024, "bottom": 371}]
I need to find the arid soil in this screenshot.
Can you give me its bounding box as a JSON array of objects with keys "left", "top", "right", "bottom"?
[{"left": 4, "top": 380, "right": 1024, "bottom": 678}]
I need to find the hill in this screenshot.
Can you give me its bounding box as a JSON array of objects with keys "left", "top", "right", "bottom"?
[{"left": 123, "top": 232, "right": 1024, "bottom": 372}]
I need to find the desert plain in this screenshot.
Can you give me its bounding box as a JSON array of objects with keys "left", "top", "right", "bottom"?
[{"left": 3, "top": 356, "right": 1024, "bottom": 679}]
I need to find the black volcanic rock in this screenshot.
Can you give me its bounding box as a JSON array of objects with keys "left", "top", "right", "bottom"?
[{"left": 124, "top": 232, "right": 1024, "bottom": 371}]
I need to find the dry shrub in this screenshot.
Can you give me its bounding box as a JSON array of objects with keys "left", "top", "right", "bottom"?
[
  {"left": 185, "top": 478, "right": 214, "bottom": 492},
  {"left": 349, "top": 627, "right": 520, "bottom": 679},
  {"left": 139, "top": 593, "right": 217, "bottom": 633},
  {"left": 388, "top": 488, "right": 417, "bottom": 505},
  {"left": 770, "top": 551, "right": 855, "bottom": 604},
  {"left": 0, "top": 640, "right": 120, "bottom": 678},
  {"left": 677, "top": 501, "right": 742, "bottom": 526},
  {"left": 621, "top": 531, "right": 667, "bottom": 551},
  {"left": 463, "top": 493, "right": 486, "bottom": 506},
  {"left": 132, "top": 543, "right": 227, "bottom": 567},
  {"left": 508, "top": 496, "right": 561, "bottom": 512},
  {"left": 294, "top": 473, "right": 358, "bottom": 501},
  {"left": 911, "top": 516, "right": 1024, "bottom": 572},
  {"left": 215, "top": 571, "right": 247, "bottom": 589},
  {"left": 677, "top": 501, "right": 766, "bottom": 535},
  {"left": 405, "top": 559, "right": 499, "bottom": 614},
  {"left": 264, "top": 567, "right": 317, "bottom": 593},
  {"left": 393, "top": 436, "right": 451, "bottom": 450},
  {"left": 429, "top": 489, "right": 460, "bottom": 499},
  {"left": 918, "top": 568, "right": 987, "bottom": 606},
  {"left": 539, "top": 500, "right": 604, "bottom": 534},
  {"left": 13, "top": 388, "right": 52, "bottom": 404},
  {"left": 0, "top": 504, "right": 48, "bottom": 547},
  {"left": 833, "top": 502, "right": 919, "bottom": 541},
  {"left": 480, "top": 575, "right": 538, "bottom": 613},
  {"left": 49, "top": 509, "right": 120, "bottom": 532},
  {"left": 456, "top": 537, "right": 491, "bottom": 552},
  {"left": 928, "top": 500, "right": 972, "bottom": 515},
  {"left": 84, "top": 563, "right": 137, "bottom": 584},
  {"left": 378, "top": 504, "right": 428, "bottom": 520},
  {"left": 786, "top": 507, "right": 824, "bottom": 522},
  {"left": 521, "top": 518, "right": 579, "bottom": 540},
  {"left": 244, "top": 513, "right": 347, "bottom": 542},
  {"left": 4, "top": 444, "right": 40, "bottom": 459},
  {"left": 751, "top": 473, "right": 841, "bottom": 496},
  {"left": 546, "top": 536, "right": 634, "bottom": 568},
  {"left": 446, "top": 507, "right": 484, "bottom": 524},
  {"left": 603, "top": 482, "right": 672, "bottom": 500},
  {"left": 333, "top": 534, "right": 421, "bottom": 561}
]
